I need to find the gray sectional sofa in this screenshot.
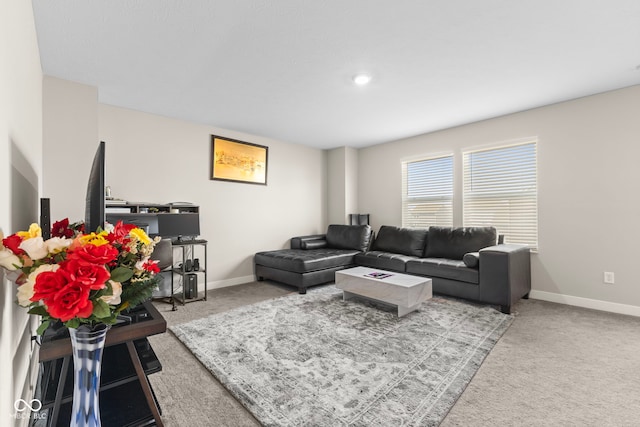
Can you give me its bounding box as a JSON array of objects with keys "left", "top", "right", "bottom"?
[{"left": 254, "top": 224, "right": 531, "bottom": 314}]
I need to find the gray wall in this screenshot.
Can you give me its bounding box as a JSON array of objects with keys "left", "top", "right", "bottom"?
[{"left": 358, "top": 85, "right": 640, "bottom": 314}]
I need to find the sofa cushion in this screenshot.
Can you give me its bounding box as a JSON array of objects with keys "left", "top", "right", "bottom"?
[
  {"left": 255, "top": 248, "right": 359, "bottom": 274},
  {"left": 354, "top": 251, "right": 418, "bottom": 273},
  {"left": 326, "top": 224, "right": 373, "bottom": 252},
  {"left": 425, "top": 226, "right": 497, "bottom": 260},
  {"left": 406, "top": 258, "right": 479, "bottom": 284},
  {"left": 371, "top": 226, "right": 428, "bottom": 257}
]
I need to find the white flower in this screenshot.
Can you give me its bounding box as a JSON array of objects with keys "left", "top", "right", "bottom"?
[
  {"left": 104, "top": 222, "right": 115, "bottom": 233},
  {"left": 45, "top": 237, "right": 71, "bottom": 254},
  {"left": 19, "top": 237, "right": 48, "bottom": 260},
  {"left": 17, "top": 264, "right": 59, "bottom": 307},
  {"left": 101, "top": 281, "right": 122, "bottom": 305},
  {"left": 0, "top": 248, "right": 21, "bottom": 271},
  {"left": 134, "top": 256, "right": 150, "bottom": 274}
]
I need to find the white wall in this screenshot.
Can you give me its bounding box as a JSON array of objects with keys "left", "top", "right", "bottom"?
[
  {"left": 359, "top": 85, "right": 640, "bottom": 313},
  {"left": 97, "top": 105, "right": 327, "bottom": 287},
  {"left": 41, "top": 81, "right": 328, "bottom": 287},
  {"left": 327, "top": 148, "right": 346, "bottom": 224},
  {"left": 327, "top": 146, "right": 359, "bottom": 225},
  {"left": 43, "top": 77, "right": 99, "bottom": 222},
  {"left": 0, "top": 0, "right": 43, "bottom": 423},
  {"left": 345, "top": 147, "right": 359, "bottom": 221}
]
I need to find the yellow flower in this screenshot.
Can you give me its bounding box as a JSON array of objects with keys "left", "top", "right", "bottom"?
[
  {"left": 79, "top": 231, "right": 110, "bottom": 246},
  {"left": 130, "top": 228, "right": 151, "bottom": 245},
  {"left": 17, "top": 223, "right": 42, "bottom": 239}
]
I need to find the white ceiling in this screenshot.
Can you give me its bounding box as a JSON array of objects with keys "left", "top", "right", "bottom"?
[{"left": 32, "top": 0, "right": 640, "bottom": 149}]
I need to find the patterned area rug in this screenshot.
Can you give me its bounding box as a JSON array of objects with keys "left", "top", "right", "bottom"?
[{"left": 170, "top": 286, "right": 513, "bottom": 426}]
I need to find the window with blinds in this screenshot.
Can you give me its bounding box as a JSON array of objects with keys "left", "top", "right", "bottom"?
[
  {"left": 402, "top": 155, "right": 453, "bottom": 228},
  {"left": 463, "top": 141, "right": 538, "bottom": 249}
]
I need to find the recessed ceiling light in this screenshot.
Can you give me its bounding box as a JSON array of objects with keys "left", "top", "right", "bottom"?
[{"left": 353, "top": 74, "right": 372, "bottom": 86}]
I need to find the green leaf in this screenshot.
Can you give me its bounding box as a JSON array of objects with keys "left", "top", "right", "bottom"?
[
  {"left": 101, "top": 314, "right": 118, "bottom": 325},
  {"left": 65, "top": 318, "right": 80, "bottom": 329},
  {"left": 28, "top": 306, "right": 48, "bottom": 316},
  {"left": 36, "top": 320, "right": 50, "bottom": 336},
  {"left": 110, "top": 267, "right": 134, "bottom": 283},
  {"left": 119, "top": 277, "right": 158, "bottom": 310},
  {"left": 92, "top": 299, "right": 112, "bottom": 319}
]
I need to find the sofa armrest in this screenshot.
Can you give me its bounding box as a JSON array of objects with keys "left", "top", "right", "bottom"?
[
  {"left": 478, "top": 244, "right": 531, "bottom": 313},
  {"left": 290, "top": 234, "right": 327, "bottom": 249}
]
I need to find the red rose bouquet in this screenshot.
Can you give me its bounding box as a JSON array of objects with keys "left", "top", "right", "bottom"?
[{"left": 0, "top": 218, "right": 160, "bottom": 334}]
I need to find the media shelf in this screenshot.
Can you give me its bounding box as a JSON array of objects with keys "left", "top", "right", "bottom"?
[
  {"left": 32, "top": 302, "right": 167, "bottom": 427},
  {"left": 106, "top": 201, "right": 199, "bottom": 214},
  {"left": 105, "top": 203, "right": 200, "bottom": 244},
  {"left": 171, "top": 240, "right": 208, "bottom": 306}
]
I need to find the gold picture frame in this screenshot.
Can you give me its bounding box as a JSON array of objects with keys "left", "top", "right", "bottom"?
[{"left": 210, "top": 135, "right": 268, "bottom": 185}]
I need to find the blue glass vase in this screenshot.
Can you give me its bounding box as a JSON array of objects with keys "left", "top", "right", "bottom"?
[{"left": 69, "top": 323, "right": 111, "bottom": 427}]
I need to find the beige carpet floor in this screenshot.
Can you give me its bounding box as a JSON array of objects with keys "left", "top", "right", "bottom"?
[{"left": 149, "top": 282, "right": 640, "bottom": 426}]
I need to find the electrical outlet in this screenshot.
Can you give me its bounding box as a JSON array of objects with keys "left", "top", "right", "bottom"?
[{"left": 603, "top": 272, "right": 615, "bottom": 284}]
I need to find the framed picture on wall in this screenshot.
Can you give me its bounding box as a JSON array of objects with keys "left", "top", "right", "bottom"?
[{"left": 210, "top": 135, "right": 268, "bottom": 185}]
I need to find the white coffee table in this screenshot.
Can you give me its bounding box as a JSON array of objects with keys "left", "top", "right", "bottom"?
[{"left": 335, "top": 266, "right": 432, "bottom": 317}]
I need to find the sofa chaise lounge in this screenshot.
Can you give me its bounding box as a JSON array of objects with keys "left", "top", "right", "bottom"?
[
  {"left": 254, "top": 224, "right": 373, "bottom": 294},
  {"left": 254, "top": 224, "right": 531, "bottom": 313}
]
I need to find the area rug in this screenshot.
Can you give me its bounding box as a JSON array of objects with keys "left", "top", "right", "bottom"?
[{"left": 170, "top": 286, "right": 513, "bottom": 426}]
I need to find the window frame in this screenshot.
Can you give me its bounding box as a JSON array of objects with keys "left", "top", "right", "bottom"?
[
  {"left": 462, "top": 139, "right": 538, "bottom": 249},
  {"left": 401, "top": 154, "right": 454, "bottom": 228}
]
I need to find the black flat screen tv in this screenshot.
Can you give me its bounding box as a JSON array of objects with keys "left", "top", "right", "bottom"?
[
  {"left": 85, "top": 141, "right": 106, "bottom": 232},
  {"left": 157, "top": 213, "right": 200, "bottom": 240}
]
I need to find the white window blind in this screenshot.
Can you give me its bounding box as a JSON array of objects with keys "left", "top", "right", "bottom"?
[
  {"left": 463, "top": 141, "right": 537, "bottom": 249},
  {"left": 402, "top": 155, "right": 453, "bottom": 228}
]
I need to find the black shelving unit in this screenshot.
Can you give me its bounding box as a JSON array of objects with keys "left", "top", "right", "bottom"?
[
  {"left": 171, "top": 240, "right": 208, "bottom": 305},
  {"left": 32, "top": 303, "right": 167, "bottom": 426}
]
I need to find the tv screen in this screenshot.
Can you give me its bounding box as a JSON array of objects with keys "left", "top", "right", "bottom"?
[
  {"left": 157, "top": 213, "right": 200, "bottom": 239},
  {"left": 85, "top": 141, "right": 106, "bottom": 232},
  {"left": 106, "top": 213, "right": 159, "bottom": 236}
]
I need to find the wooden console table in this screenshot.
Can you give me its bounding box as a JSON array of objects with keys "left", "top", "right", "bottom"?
[{"left": 36, "top": 301, "right": 167, "bottom": 426}]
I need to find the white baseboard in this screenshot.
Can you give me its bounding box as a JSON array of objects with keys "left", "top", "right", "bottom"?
[
  {"left": 529, "top": 290, "right": 640, "bottom": 317},
  {"left": 207, "top": 275, "right": 256, "bottom": 290}
]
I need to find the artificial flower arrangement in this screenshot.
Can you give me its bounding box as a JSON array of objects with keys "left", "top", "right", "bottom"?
[{"left": 0, "top": 218, "right": 161, "bottom": 334}]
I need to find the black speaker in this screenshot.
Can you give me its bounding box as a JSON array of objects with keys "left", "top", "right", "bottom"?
[
  {"left": 184, "top": 259, "right": 193, "bottom": 272},
  {"left": 185, "top": 273, "right": 197, "bottom": 299},
  {"left": 40, "top": 198, "right": 51, "bottom": 239}
]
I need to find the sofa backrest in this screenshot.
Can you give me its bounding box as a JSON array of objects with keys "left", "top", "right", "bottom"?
[
  {"left": 371, "top": 225, "right": 428, "bottom": 257},
  {"left": 326, "top": 224, "right": 373, "bottom": 252},
  {"left": 425, "top": 226, "right": 497, "bottom": 259}
]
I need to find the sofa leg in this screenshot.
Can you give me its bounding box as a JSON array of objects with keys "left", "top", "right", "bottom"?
[
  {"left": 500, "top": 305, "right": 512, "bottom": 314},
  {"left": 257, "top": 276, "right": 264, "bottom": 282},
  {"left": 298, "top": 287, "right": 307, "bottom": 295},
  {"left": 522, "top": 292, "right": 530, "bottom": 299}
]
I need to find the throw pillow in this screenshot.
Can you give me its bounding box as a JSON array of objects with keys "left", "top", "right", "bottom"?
[
  {"left": 301, "top": 240, "right": 327, "bottom": 249},
  {"left": 463, "top": 252, "right": 480, "bottom": 268}
]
